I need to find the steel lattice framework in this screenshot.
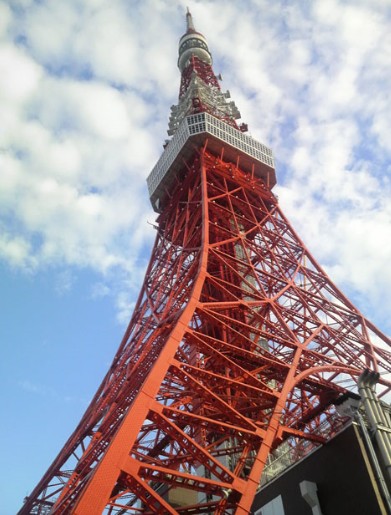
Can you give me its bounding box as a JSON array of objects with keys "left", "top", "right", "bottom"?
[{"left": 20, "top": 10, "right": 391, "bottom": 515}]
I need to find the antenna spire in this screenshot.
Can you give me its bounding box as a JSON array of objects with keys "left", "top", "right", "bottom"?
[{"left": 186, "top": 7, "right": 195, "bottom": 32}]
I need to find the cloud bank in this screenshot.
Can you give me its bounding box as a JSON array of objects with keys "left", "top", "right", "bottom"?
[{"left": 2, "top": 0, "right": 391, "bottom": 330}]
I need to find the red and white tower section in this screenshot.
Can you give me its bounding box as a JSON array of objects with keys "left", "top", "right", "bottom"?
[{"left": 20, "top": 11, "right": 391, "bottom": 515}]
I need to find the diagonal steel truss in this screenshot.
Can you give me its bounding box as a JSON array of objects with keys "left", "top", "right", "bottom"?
[{"left": 19, "top": 145, "right": 391, "bottom": 514}]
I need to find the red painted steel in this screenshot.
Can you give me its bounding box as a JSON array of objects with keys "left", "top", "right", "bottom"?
[
  {"left": 19, "top": 11, "right": 391, "bottom": 515},
  {"left": 19, "top": 147, "right": 391, "bottom": 514},
  {"left": 178, "top": 56, "right": 239, "bottom": 129}
]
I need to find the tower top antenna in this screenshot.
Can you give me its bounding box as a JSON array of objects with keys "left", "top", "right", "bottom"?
[
  {"left": 178, "top": 9, "right": 212, "bottom": 73},
  {"left": 186, "top": 7, "right": 196, "bottom": 32}
]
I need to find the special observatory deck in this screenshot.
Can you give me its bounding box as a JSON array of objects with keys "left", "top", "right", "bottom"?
[{"left": 147, "top": 112, "right": 276, "bottom": 211}]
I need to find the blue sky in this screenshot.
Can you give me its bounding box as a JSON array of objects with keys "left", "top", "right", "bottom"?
[{"left": 1, "top": 0, "right": 391, "bottom": 512}]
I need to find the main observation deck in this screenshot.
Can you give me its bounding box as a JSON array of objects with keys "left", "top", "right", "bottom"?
[{"left": 147, "top": 112, "right": 276, "bottom": 212}]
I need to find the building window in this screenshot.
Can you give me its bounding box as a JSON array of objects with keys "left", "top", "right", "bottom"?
[{"left": 255, "top": 494, "right": 285, "bottom": 515}]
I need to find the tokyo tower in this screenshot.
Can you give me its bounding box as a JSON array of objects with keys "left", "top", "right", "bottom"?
[{"left": 20, "top": 10, "right": 391, "bottom": 515}]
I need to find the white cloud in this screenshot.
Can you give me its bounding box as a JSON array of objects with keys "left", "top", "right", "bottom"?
[
  {"left": 54, "top": 269, "right": 75, "bottom": 295},
  {"left": 1, "top": 4, "right": 159, "bottom": 287},
  {"left": 0, "top": 3, "right": 12, "bottom": 38},
  {"left": 0, "top": 233, "right": 34, "bottom": 268},
  {"left": 115, "top": 291, "right": 136, "bottom": 325},
  {"left": 0, "top": 44, "right": 42, "bottom": 102}
]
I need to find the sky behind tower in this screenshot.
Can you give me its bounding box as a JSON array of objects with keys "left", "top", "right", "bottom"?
[{"left": 1, "top": 0, "right": 391, "bottom": 512}]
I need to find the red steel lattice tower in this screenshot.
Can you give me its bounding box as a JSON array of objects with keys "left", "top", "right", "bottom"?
[{"left": 20, "top": 11, "right": 391, "bottom": 515}]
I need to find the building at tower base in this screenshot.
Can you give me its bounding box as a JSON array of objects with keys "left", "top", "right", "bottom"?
[{"left": 252, "top": 397, "right": 391, "bottom": 515}]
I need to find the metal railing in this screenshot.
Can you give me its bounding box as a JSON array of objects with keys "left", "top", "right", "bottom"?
[{"left": 147, "top": 112, "right": 274, "bottom": 200}]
